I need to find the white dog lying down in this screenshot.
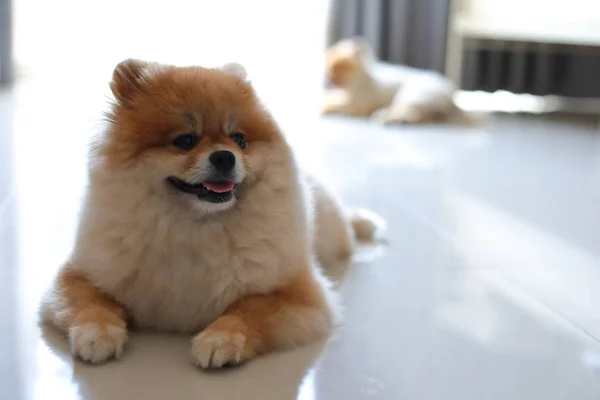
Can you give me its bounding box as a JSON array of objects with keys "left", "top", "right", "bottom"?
[{"left": 323, "top": 38, "right": 466, "bottom": 124}]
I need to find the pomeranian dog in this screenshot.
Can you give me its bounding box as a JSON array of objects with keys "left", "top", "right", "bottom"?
[
  {"left": 323, "top": 37, "right": 464, "bottom": 124},
  {"left": 41, "top": 59, "right": 381, "bottom": 368}
]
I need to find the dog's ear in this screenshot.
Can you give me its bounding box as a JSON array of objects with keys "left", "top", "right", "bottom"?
[
  {"left": 221, "top": 62, "right": 248, "bottom": 81},
  {"left": 110, "top": 59, "right": 156, "bottom": 106}
]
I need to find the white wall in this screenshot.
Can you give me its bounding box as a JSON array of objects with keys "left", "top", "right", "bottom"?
[{"left": 13, "top": 0, "right": 331, "bottom": 115}]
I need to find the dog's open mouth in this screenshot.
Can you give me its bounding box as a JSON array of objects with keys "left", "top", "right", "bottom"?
[{"left": 167, "top": 177, "right": 235, "bottom": 203}]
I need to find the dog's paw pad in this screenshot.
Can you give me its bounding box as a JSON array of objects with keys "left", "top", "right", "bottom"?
[
  {"left": 191, "top": 329, "right": 247, "bottom": 368},
  {"left": 69, "top": 323, "right": 127, "bottom": 364}
]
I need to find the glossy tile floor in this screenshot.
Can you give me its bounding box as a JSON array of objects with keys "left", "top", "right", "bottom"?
[{"left": 1, "top": 78, "right": 600, "bottom": 399}]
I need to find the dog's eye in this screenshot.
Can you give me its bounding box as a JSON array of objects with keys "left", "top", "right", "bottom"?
[
  {"left": 172, "top": 133, "right": 199, "bottom": 151},
  {"left": 229, "top": 132, "right": 246, "bottom": 149}
]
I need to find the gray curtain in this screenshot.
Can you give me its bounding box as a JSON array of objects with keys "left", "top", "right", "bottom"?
[
  {"left": 328, "top": 0, "right": 450, "bottom": 73},
  {"left": 0, "top": 0, "right": 13, "bottom": 85}
]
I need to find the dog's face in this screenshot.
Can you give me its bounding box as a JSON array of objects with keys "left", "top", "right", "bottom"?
[
  {"left": 325, "top": 38, "right": 371, "bottom": 88},
  {"left": 103, "top": 59, "right": 282, "bottom": 214}
]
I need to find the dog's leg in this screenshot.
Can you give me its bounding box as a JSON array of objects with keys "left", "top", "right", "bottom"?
[
  {"left": 383, "top": 82, "right": 455, "bottom": 124},
  {"left": 381, "top": 104, "right": 434, "bottom": 124},
  {"left": 191, "top": 267, "right": 336, "bottom": 368},
  {"left": 321, "top": 89, "right": 361, "bottom": 116},
  {"left": 371, "top": 106, "right": 392, "bottom": 122},
  {"left": 41, "top": 266, "right": 128, "bottom": 364},
  {"left": 321, "top": 98, "right": 350, "bottom": 115}
]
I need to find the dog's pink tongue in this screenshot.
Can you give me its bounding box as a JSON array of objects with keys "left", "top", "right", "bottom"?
[{"left": 203, "top": 181, "right": 234, "bottom": 193}]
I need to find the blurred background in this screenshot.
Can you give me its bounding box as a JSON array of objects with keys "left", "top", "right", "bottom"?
[
  {"left": 2, "top": 0, "right": 332, "bottom": 119},
  {"left": 0, "top": 0, "right": 600, "bottom": 113},
  {"left": 328, "top": 0, "right": 600, "bottom": 114},
  {"left": 1, "top": 1, "right": 600, "bottom": 399},
  {"left": 2, "top": 0, "right": 600, "bottom": 114}
]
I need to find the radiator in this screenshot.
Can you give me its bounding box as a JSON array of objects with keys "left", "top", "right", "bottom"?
[{"left": 460, "top": 39, "right": 600, "bottom": 97}]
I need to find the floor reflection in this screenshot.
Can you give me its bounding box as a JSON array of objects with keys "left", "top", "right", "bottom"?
[
  {"left": 36, "top": 322, "right": 329, "bottom": 400},
  {"left": 0, "top": 197, "right": 23, "bottom": 400}
]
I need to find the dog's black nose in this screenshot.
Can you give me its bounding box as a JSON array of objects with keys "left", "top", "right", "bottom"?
[{"left": 209, "top": 150, "right": 236, "bottom": 172}]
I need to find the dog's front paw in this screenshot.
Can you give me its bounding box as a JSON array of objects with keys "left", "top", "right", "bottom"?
[
  {"left": 321, "top": 102, "right": 339, "bottom": 115},
  {"left": 69, "top": 322, "right": 127, "bottom": 364},
  {"left": 191, "top": 328, "right": 249, "bottom": 368}
]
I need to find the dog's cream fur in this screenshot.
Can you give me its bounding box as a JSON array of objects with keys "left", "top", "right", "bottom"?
[
  {"left": 41, "top": 59, "right": 379, "bottom": 367},
  {"left": 323, "top": 38, "right": 463, "bottom": 124}
]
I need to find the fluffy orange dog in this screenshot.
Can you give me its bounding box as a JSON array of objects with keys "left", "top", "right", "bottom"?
[{"left": 41, "top": 59, "right": 379, "bottom": 368}]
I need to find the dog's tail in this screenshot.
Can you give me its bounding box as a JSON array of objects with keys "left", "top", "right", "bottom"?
[{"left": 348, "top": 208, "right": 385, "bottom": 242}]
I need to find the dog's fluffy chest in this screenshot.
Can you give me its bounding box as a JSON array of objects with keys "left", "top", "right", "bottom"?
[
  {"left": 119, "top": 243, "right": 244, "bottom": 332},
  {"left": 75, "top": 198, "right": 305, "bottom": 333}
]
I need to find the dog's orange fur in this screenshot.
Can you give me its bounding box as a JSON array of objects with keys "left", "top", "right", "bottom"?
[
  {"left": 192, "top": 266, "right": 329, "bottom": 363},
  {"left": 103, "top": 60, "right": 277, "bottom": 167},
  {"left": 50, "top": 266, "right": 126, "bottom": 331},
  {"left": 42, "top": 59, "right": 380, "bottom": 367},
  {"left": 51, "top": 262, "right": 325, "bottom": 365},
  {"left": 325, "top": 55, "right": 359, "bottom": 88}
]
